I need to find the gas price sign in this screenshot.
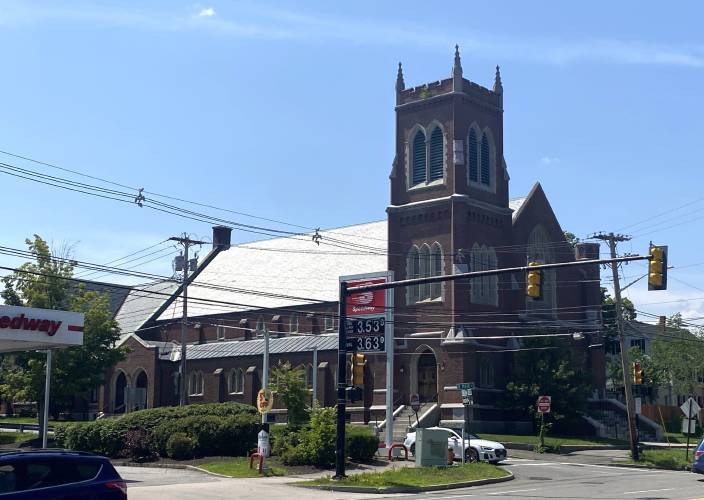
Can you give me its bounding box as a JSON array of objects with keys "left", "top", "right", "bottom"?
[{"left": 345, "top": 317, "right": 386, "bottom": 352}]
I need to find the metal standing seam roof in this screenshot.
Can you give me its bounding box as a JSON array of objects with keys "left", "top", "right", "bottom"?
[
  {"left": 114, "top": 280, "right": 178, "bottom": 339},
  {"left": 177, "top": 334, "right": 339, "bottom": 361},
  {"left": 509, "top": 196, "right": 527, "bottom": 220}
]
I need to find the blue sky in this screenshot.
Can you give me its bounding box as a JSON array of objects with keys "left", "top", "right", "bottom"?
[{"left": 0, "top": 1, "right": 703, "bottom": 322}]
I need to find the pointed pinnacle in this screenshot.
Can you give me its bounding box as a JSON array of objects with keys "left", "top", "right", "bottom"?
[
  {"left": 396, "top": 61, "right": 405, "bottom": 92},
  {"left": 493, "top": 64, "right": 503, "bottom": 93}
]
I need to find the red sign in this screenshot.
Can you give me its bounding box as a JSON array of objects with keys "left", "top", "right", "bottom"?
[
  {"left": 346, "top": 277, "right": 386, "bottom": 316},
  {"left": 537, "top": 395, "right": 551, "bottom": 413}
]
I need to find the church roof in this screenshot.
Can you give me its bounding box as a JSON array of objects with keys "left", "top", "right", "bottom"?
[
  {"left": 509, "top": 196, "right": 527, "bottom": 220},
  {"left": 174, "top": 334, "right": 338, "bottom": 361},
  {"left": 157, "top": 220, "right": 388, "bottom": 320},
  {"left": 116, "top": 280, "right": 178, "bottom": 337}
]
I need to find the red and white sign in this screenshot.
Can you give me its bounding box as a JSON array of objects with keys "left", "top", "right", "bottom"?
[
  {"left": 346, "top": 277, "right": 387, "bottom": 316},
  {"left": 537, "top": 395, "right": 551, "bottom": 413},
  {"left": 0, "top": 305, "right": 84, "bottom": 352},
  {"left": 410, "top": 393, "right": 420, "bottom": 412}
]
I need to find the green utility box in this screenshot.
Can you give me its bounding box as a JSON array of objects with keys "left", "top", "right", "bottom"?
[{"left": 415, "top": 428, "right": 449, "bottom": 467}]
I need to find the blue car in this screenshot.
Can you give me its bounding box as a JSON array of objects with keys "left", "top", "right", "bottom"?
[
  {"left": 0, "top": 450, "right": 127, "bottom": 498},
  {"left": 692, "top": 438, "right": 704, "bottom": 474}
]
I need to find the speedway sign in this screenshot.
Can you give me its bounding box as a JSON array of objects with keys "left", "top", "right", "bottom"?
[
  {"left": 0, "top": 305, "right": 84, "bottom": 352},
  {"left": 341, "top": 271, "right": 393, "bottom": 353}
]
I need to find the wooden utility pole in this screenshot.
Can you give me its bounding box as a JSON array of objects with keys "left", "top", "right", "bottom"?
[
  {"left": 169, "top": 234, "right": 206, "bottom": 406},
  {"left": 593, "top": 232, "right": 640, "bottom": 461}
]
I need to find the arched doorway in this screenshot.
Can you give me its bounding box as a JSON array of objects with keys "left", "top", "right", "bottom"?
[
  {"left": 114, "top": 372, "right": 127, "bottom": 414},
  {"left": 416, "top": 349, "right": 437, "bottom": 402},
  {"left": 134, "top": 370, "right": 148, "bottom": 411}
]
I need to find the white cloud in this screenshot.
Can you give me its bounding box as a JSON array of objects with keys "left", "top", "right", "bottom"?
[
  {"left": 2, "top": 2, "right": 703, "bottom": 68},
  {"left": 540, "top": 156, "right": 561, "bottom": 166}
]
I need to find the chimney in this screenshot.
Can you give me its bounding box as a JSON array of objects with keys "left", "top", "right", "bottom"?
[
  {"left": 659, "top": 316, "right": 666, "bottom": 333},
  {"left": 575, "top": 242, "right": 600, "bottom": 260},
  {"left": 212, "top": 226, "right": 232, "bottom": 250}
]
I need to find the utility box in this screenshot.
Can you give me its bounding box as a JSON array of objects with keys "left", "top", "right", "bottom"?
[{"left": 415, "top": 428, "right": 449, "bottom": 467}]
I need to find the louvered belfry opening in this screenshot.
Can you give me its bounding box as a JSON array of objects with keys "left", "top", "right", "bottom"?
[
  {"left": 429, "top": 127, "right": 444, "bottom": 181},
  {"left": 412, "top": 130, "right": 426, "bottom": 185},
  {"left": 480, "top": 132, "right": 490, "bottom": 185},
  {"left": 468, "top": 128, "right": 478, "bottom": 182}
]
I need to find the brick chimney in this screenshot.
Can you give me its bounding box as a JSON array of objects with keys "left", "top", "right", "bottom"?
[{"left": 212, "top": 226, "right": 232, "bottom": 250}]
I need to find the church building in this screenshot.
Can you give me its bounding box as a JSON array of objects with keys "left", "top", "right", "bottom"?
[{"left": 99, "top": 48, "right": 604, "bottom": 434}]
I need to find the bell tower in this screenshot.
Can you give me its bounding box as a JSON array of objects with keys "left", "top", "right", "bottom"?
[{"left": 387, "top": 47, "right": 513, "bottom": 341}]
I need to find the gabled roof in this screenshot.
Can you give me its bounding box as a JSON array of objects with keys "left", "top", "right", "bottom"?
[
  {"left": 115, "top": 280, "right": 178, "bottom": 337},
  {"left": 176, "top": 334, "right": 338, "bottom": 361},
  {"left": 158, "top": 221, "right": 388, "bottom": 320},
  {"left": 508, "top": 196, "right": 527, "bottom": 221}
]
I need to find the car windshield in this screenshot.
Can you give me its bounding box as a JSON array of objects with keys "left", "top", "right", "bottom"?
[{"left": 449, "top": 429, "right": 480, "bottom": 440}]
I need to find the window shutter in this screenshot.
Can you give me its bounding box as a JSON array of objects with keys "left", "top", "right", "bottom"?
[
  {"left": 429, "top": 128, "right": 444, "bottom": 181},
  {"left": 412, "top": 131, "right": 426, "bottom": 185},
  {"left": 481, "top": 133, "right": 490, "bottom": 185},
  {"left": 468, "top": 129, "right": 478, "bottom": 182}
]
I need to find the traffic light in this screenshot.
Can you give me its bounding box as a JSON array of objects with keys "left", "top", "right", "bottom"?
[
  {"left": 648, "top": 244, "right": 668, "bottom": 291},
  {"left": 633, "top": 362, "right": 643, "bottom": 385},
  {"left": 527, "top": 261, "right": 542, "bottom": 299},
  {"left": 350, "top": 353, "right": 365, "bottom": 387}
]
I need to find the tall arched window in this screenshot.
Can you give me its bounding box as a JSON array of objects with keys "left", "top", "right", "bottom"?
[
  {"left": 289, "top": 314, "right": 299, "bottom": 334},
  {"left": 229, "top": 369, "right": 244, "bottom": 394},
  {"left": 255, "top": 316, "right": 265, "bottom": 338},
  {"left": 527, "top": 225, "right": 556, "bottom": 314},
  {"left": 430, "top": 243, "right": 443, "bottom": 300},
  {"left": 429, "top": 127, "right": 444, "bottom": 181},
  {"left": 305, "top": 364, "right": 314, "bottom": 389},
  {"left": 480, "top": 132, "right": 491, "bottom": 185},
  {"left": 406, "top": 246, "right": 420, "bottom": 304},
  {"left": 470, "top": 244, "right": 498, "bottom": 305},
  {"left": 480, "top": 358, "right": 495, "bottom": 388},
  {"left": 412, "top": 130, "right": 426, "bottom": 185},
  {"left": 468, "top": 128, "right": 479, "bottom": 182},
  {"left": 419, "top": 244, "right": 431, "bottom": 301}
]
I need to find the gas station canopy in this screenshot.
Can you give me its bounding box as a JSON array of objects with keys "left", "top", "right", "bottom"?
[{"left": 0, "top": 305, "right": 84, "bottom": 352}]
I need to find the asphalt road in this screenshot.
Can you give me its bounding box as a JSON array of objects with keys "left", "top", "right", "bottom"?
[{"left": 118, "top": 458, "right": 704, "bottom": 500}]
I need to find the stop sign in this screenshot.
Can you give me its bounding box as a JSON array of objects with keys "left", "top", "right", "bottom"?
[{"left": 537, "top": 395, "right": 551, "bottom": 413}]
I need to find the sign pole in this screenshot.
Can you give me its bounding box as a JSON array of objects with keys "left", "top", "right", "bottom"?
[
  {"left": 41, "top": 349, "right": 52, "bottom": 449},
  {"left": 334, "top": 281, "right": 348, "bottom": 479},
  {"left": 687, "top": 397, "right": 693, "bottom": 461},
  {"left": 385, "top": 272, "right": 394, "bottom": 450},
  {"left": 312, "top": 345, "right": 318, "bottom": 407}
]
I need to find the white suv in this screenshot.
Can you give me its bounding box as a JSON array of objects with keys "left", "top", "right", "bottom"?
[{"left": 403, "top": 427, "right": 507, "bottom": 463}]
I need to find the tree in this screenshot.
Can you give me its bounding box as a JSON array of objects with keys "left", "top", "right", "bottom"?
[
  {"left": 504, "top": 336, "right": 593, "bottom": 428},
  {"left": 563, "top": 231, "right": 580, "bottom": 249},
  {"left": 647, "top": 314, "right": 704, "bottom": 397},
  {"left": 601, "top": 287, "right": 636, "bottom": 354},
  {"left": 270, "top": 361, "right": 308, "bottom": 428},
  {"left": 0, "top": 235, "right": 125, "bottom": 417}
]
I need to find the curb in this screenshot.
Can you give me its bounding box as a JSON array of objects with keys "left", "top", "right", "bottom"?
[
  {"left": 297, "top": 471, "right": 513, "bottom": 494},
  {"left": 111, "top": 461, "right": 278, "bottom": 479}
]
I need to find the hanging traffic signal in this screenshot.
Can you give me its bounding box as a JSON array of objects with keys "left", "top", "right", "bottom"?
[
  {"left": 527, "top": 262, "right": 542, "bottom": 299},
  {"left": 648, "top": 244, "right": 668, "bottom": 291},
  {"left": 350, "top": 353, "right": 365, "bottom": 387},
  {"left": 633, "top": 362, "right": 643, "bottom": 385}
]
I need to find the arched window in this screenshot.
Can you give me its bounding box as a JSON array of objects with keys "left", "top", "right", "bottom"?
[
  {"left": 290, "top": 314, "right": 299, "bottom": 334},
  {"left": 468, "top": 128, "right": 479, "bottom": 182},
  {"left": 324, "top": 312, "right": 335, "bottom": 332},
  {"left": 480, "top": 132, "right": 491, "bottom": 185},
  {"left": 527, "top": 225, "right": 556, "bottom": 314},
  {"left": 470, "top": 244, "right": 498, "bottom": 306},
  {"left": 228, "top": 369, "right": 244, "bottom": 394},
  {"left": 406, "top": 246, "right": 420, "bottom": 304},
  {"left": 255, "top": 316, "right": 265, "bottom": 338},
  {"left": 429, "top": 127, "right": 444, "bottom": 181},
  {"left": 419, "top": 244, "right": 431, "bottom": 301},
  {"left": 305, "top": 364, "right": 314, "bottom": 389},
  {"left": 479, "top": 358, "right": 495, "bottom": 388},
  {"left": 189, "top": 371, "right": 203, "bottom": 396},
  {"left": 430, "top": 243, "right": 443, "bottom": 300},
  {"left": 412, "top": 130, "right": 426, "bottom": 185}
]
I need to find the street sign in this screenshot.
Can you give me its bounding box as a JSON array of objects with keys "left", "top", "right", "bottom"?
[
  {"left": 462, "top": 395, "right": 473, "bottom": 406},
  {"left": 537, "top": 395, "right": 551, "bottom": 413},
  {"left": 635, "top": 397, "right": 642, "bottom": 415},
  {"left": 342, "top": 274, "right": 393, "bottom": 354},
  {"left": 410, "top": 393, "right": 420, "bottom": 413},
  {"left": 257, "top": 388, "right": 274, "bottom": 414},
  {"left": 681, "top": 397, "right": 701, "bottom": 419},
  {"left": 456, "top": 382, "right": 474, "bottom": 391}
]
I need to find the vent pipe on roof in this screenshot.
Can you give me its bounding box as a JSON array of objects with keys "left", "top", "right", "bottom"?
[{"left": 212, "top": 226, "right": 232, "bottom": 250}]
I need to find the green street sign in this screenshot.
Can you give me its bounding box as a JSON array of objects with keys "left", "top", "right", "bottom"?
[{"left": 456, "top": 382, "right": 474, "bottom": 391}]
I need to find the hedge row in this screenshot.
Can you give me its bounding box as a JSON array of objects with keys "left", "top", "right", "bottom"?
[{"left": 54, "top": 402, "right": 258, "bottom": 459}]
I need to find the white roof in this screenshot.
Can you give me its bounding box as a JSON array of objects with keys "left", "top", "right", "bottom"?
[
  {"left": 509, "top": 196, "right": 527, "bottom": 220},
  {"left": 158, "top": 221, "right": 388, "bottom": 320}
]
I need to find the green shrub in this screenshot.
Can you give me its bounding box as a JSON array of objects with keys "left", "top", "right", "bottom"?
[
  {"left": 278, "top": 407, "right": 336, "bottom": 467},
  {"left": 166, "top": 433, "right": 196, "bottom": 460},
  {"left": 346, "top": 431, "right": 378, "bottom": 462},
  {"left": 125, "top": 428, "right": 156, "bottom": 461},
  {"left": 217, "top": 414, "right": 259, "bottom": 456},
  {"left": 56, "top": 402, "right": 256, "bottom": 458}
]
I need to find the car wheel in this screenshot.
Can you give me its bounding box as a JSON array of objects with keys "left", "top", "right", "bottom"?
[
  {"left": 410, "top": 444, "right": 415, "bottom": 456},
  {"left": 465, "top": 448, "right": 479, "bottom": 463},
  {"left": 489, "top": 460, "right": 499, "bottom": 465}
]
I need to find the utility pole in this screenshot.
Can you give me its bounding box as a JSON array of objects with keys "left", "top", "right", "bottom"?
[
  {"left": 169, "top": 234, "right": 206, "bottom": 406},
  {"left": 593, "top": 232, "right": 640, "bottom": 461}
]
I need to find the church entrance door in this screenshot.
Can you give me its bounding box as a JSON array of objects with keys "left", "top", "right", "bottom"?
[{"left": 417, "top": 351, "right": 437, "bottom": 402}]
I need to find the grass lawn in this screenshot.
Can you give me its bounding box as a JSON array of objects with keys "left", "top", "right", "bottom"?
[
  {"left": 302, "top": 463, "right": 508, "bottom": 489},
  {"left": 0, "top": 432, "right": 37, "bottom": 445},
  {"left": 664, "top": 432, "right": 702, "bottom": 445},
  {"left": 0, "top": 417, "right": 60, "bottom": 425},
  {"left": 479, "top": 433, "right": 624, "bottom": 447},
  {"left": 632, "top": 449, "right": 692, "bottom": 470},
  {"left": 199, "top": 458, "right": 287, "bottom": 478}
]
